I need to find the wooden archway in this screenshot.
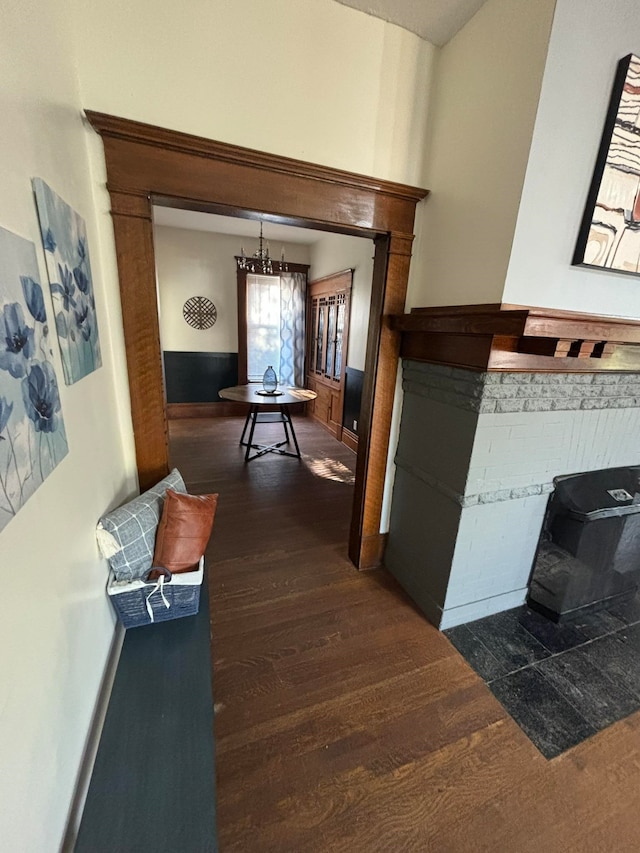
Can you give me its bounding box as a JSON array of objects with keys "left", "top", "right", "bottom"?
[{"left": 86, "top": 112, "right": 428, "bottom": 569}]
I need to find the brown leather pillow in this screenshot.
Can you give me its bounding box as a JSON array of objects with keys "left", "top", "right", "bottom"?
[{"left": 150, "top": 489, "right": 218, "bottom": 576}]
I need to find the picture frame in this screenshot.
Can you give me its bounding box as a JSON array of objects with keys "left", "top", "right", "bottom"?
[{"left": 573, "top": 54, "right": 640, "bottom": 276}]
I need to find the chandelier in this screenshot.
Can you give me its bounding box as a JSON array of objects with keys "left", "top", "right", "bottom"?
[{"left": 236, "top": 221, "right": 288, "bottom": 274}]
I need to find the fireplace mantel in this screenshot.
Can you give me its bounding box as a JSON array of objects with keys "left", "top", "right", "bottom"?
[{"left": 392, "top": 303, "right": 640, "bottom": 373}]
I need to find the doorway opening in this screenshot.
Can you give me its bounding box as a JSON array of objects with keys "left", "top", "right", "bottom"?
[
  {"left": 86, "top": 110, "right": 428, "bottom": 568},
  {"left": 153, "top": 206, "right": 374, "bottom": 547}
]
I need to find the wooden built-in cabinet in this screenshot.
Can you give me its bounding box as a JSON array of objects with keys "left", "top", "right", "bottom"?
[{"left": 305, "top": 270, "right": 352, "bottom": 439}]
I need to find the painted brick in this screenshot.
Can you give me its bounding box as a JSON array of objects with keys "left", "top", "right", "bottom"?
[
  {"left": 550, "top": 398, "right": 581, "bottom": 410},
  {"left": 483, "top": 373, "right": 503, "bottom": 385},
  {"left": 620, "top": 383, "right": 640, "bottom": 396},
  {"left": 500, "top": 373, "right": 533, "bottom": 384},
  {"left": 575, "top": 385, "right": 606, "bottom": 397},
  {"left": 609, "top": 397, "right": 640, "bottom": 408},
  {"left": 580, "top": 398, "right": 610, "bottom": 410},
  {"left": 523, "top": 399, "right": 554, "bottom": 412},
  {"left": 530, "top": 374, "right": 571, "bottom": 384},
  {"left": 393, "top": 361, "right": 640, "bottom": 626},
  {"left": 487, "top": 384, "right": 520, "bottom": 399},
  {"left": 592, "top": 373, "right": 625, "bottom": 384},
  {"left": 568, "top": 373, "right": 598, "bottom": 384},
  {"left": 496, "top": 399, "right": 526, "bottom": 413}
]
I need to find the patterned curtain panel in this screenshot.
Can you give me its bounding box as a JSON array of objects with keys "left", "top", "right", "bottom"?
[{"left": 279, "top": 272, "right": 306, "bottom": 387}]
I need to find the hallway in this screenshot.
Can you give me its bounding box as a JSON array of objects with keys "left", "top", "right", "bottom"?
[{"left": 169, "top": 417, "right": 640, "bottom": 853}]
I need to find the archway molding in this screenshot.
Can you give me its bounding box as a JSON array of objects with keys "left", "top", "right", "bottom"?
[{"left": 86, "top": 111, "right": 428, "bottom": 568}]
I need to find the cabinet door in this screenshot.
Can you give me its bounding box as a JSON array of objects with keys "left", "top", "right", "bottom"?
[{"left": 306, "top": 270, "right": 353, "bottom": 437}]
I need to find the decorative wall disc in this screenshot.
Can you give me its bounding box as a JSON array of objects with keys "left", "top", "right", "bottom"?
[{"left": 183, "top": 296, "right": 217, "bottom": 330}]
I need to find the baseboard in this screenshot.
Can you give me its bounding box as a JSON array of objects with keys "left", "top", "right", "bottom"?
[
  {"left": 167, "top": 401, "right": 306, "bottom": 419},
  {"left": 439, "top": 588, "right": 527, "bottom": 630},
  {"left": 341, "top": 427, "right": 358, "bottom": 453},
  {"left": 60, "top": 622, "right": 125, "bottom": 853},
  {"left": 167, "top": 402, "right": 246, "bottom": 419}
]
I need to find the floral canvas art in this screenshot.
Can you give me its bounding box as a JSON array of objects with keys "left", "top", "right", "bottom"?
[
  {"left": 32, "top": 178, "right": 102, "bottom": 383},
  {"left": 0, "top": 225, "right": 68, "bottom": 533}
]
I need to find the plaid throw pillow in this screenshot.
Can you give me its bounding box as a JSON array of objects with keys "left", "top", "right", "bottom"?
[{"left": 97, "top": 469, "right": 187, "bottom": 581}]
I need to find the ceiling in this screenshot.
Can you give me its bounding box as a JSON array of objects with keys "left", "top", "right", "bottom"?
[
  {"left": 153, "top": 207, "right": 330, "bottom": 245},
  {"left": 333, "top": 0, "right": 488, "bottom": 46}
]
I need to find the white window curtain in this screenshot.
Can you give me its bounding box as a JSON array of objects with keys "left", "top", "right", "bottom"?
[
  {"left": 246, "top": 272, "right": 306, "bottom": 387},
  {"left": 279, "top": 271, "right": 306, "bottom": 387}
]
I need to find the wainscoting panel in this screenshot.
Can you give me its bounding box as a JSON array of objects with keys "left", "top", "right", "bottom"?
[
  {"left": 343, "top": 366, "right": 363, "bottom": 433},
  {"left": 163, "top": 351, "right": 238, "bottom": 403}
]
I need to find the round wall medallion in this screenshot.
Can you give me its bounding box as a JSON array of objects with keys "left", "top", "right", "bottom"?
[{"left": 183, "top": 296, "right": 217, "bottom": 330}]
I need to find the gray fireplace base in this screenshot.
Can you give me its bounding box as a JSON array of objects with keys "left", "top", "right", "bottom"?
[{"left": 386, "top": 362, "right": 640, "bottom": 629}]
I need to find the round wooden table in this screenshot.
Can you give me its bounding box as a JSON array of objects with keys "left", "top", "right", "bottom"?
[{"left": 219, "top": 385, "right": 317, "bottom": 462}]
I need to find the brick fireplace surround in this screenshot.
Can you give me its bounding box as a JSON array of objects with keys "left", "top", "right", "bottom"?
[{"left": 386, "top": 305, "right": 640, "bottom": 629}]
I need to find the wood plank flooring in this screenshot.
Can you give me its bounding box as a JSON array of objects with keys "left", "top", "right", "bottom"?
[{"left": 170, "top": 416, "right": 640, "bottom": 853}]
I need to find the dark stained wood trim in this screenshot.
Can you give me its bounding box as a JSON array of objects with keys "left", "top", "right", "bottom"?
[
  {"left": 306, "top": 269, "right": 353, "bottom": 437},
  {"left": 85, "top": 111, "right": 427, "bottom": 204},
  {"left": 86, "top": 111, "right": 428, "bottom": 566},
  {"left": 350, "top": 234, "right": 413, "bottom": 569},
  {"left": 167, "top": 401, "right": 304, "bottom": 419},
  {"left": 401, "top": 303, "right": 640, "bottom": 343},
  {"left": 236, "top": 269, "right": 248, "bottom": 385},
  {"left": 341, "top": 427, "right": 359, "bottom": 453},
  {"left": 395, "top": 304, "right": 640, "bottom": 373},
  {"left": 309, "top": 268, "right": 355, "bottom": 287},
  {"left": 109, "top": 193, "right": 169, "bottom": 488},
  {"left": 359, "top": 532, "right": 388, "bottom": 571}
]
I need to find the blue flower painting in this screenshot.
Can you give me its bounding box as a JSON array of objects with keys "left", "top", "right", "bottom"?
[
  {"left": 0, "top": 226, "right": 68, "bottom": 533},
  {"left": 32, "top": 179, "right": 102, "bottom": 384}
]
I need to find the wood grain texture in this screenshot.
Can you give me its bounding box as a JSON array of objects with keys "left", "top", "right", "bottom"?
[
  {"left": 86, "top": 111, "right": 427, "bottom": 567},
  {"left": 306, "top": 269, "right": 353, "bottom": 438},
  {"left": 341, "top": 426, "right": 358, "bottom": 453},
  {"left": 395, "top": 303, "right": 640, "bottom": 374},
  {"left": 351, "top": 234, "right": 413, "bottom": 568},
  {"left": 169, "top": 416, "right": 640, "bottom": 853},
  {"left": 110, "top": 196, "right": 169, "bottom": 490}
]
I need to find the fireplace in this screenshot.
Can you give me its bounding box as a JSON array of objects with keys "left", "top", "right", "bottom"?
[
  {"left": 387, "top": 304, "right": 640, "bottom": 630},
  {"left": 528, "top": 466, "right": 640, "bottom": 622}
]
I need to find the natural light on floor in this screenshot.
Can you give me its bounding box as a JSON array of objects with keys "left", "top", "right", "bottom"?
[{"left": 302, "top": 454, "right": 355, "bottom": 484}]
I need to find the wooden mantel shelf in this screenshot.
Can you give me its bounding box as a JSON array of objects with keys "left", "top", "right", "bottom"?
[{"left": 391, "top": 304, "right": 640, "bottom": 373}]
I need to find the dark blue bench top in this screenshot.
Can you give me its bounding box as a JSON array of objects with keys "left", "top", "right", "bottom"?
[{"left": 75, "top": 576, "right": 217, "bottom": 852}]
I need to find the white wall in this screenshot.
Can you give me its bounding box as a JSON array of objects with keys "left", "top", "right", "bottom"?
[
  {"left": 0, "top": 1, "right": 136, "bottom": 850},
  {"left": 309, "top": 233, "right": 374, "bottom": 371},
  {"left": 154, "top": 225, "right": 311, "bottom": 354},
  {"left": 406, "top": 0, "right": 556, "bottom": 308},
  {"left": 71, "top": 0, "right": 437, "bottom": 540},
  {"left": 72, "top": 0, "right": 436, "bottom": 187},
  {"left": 503, "top": 0, "right": 640, "bottom": 318}
]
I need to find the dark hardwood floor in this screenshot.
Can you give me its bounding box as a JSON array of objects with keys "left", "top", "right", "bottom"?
[{"left": 170, "top": 416, "right": 640, "bottom": 853}]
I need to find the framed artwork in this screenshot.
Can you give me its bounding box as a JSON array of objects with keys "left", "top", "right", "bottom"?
[
  {"left": 32, "top": 178, "right": 102, "bottom": 383},
  {"left": 573, "top": 54, "right": 640, "bottom": 275},
  {"left": 0, "top": 225, "right": 69, "bottom": 533}
]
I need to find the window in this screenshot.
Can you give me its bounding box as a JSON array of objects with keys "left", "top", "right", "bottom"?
[
  {"left": 246, "top": 274, "right": 281, "bottom": 382},
  {"left": 237, "top": 262, "right": 310, "bottom": 386}
]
